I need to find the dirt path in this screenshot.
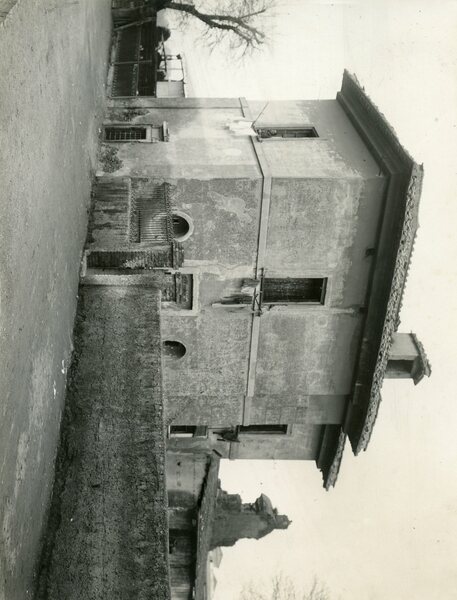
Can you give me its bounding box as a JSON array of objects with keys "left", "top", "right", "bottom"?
[{"left": 0, "top": 2, "right": 111, "bottom": 598}]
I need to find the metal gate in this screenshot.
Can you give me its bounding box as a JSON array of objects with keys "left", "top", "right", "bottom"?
[
  {"left": 130, "top": 182, "right": 172, "bottom": 244},
  {"left": 111, "top": 20, "right": 157, "bottom": 97}
]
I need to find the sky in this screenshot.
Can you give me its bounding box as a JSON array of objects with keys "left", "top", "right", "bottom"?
[{"left": 163, "top": 2, "right": 457, "bottom": 598}]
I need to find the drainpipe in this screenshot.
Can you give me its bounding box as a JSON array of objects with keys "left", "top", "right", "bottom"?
[{"left": 238, "top": 98, "right": 272, "bottom": 425}]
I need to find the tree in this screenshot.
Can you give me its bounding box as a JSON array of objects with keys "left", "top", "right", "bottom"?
[
  {"left": 154, "top": 0, "right": 276, "bottom": 56},
  {"left": 240, "top": 573, "right": 331, "bottom": 600}
]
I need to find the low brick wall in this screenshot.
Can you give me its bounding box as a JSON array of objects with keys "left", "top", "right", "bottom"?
[{"left": 35, "top": 283, "right": 170, "bottom": 600}]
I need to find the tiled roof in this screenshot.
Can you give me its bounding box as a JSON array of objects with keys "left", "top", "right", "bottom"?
[
  {"left": 356, "top": 163, "right": 424, "bottom": 454},
  {"left": 331, "top": 72, "right": 429, "bottom": 470},
  {"left": 411, "top": 333, "right": 432, "bottom": 382},
  {"left": 323, "top": 430, "right": 347, "bottom": 490}
]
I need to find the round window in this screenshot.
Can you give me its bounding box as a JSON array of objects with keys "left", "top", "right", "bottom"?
[
  {"left": 162, "top": 340, "right": 186, "bottom": 359},
  {"left": 171, "top": 212, "right": 193, "bottom": 242}
]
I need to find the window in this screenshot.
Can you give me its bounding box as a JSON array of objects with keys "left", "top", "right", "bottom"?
[
  {"left": 255, "top": 126, "right": 318, "bottom": 139},
  {"left": 130, "top": 183, "right": 171, "bottom": 244},
  {"left": 239, "top": 425, "right": 288, "bottom": 434},
  {"left": 134, "top": 196, "right": 168, "bottom": 243},
  {"left": 262, "top": 278, "right": 327, "bottom": 304},
  {"left": 162, "top": 340, "right": 186, "bottom": 359},
  {"left": 172, "top": 214, "right": 189, "bottom": 239},
  {"left": 169, "top": 425, "right": 208, "bottom": 438},
  {"left": 171, "top": 212, "right": 193, "bottom": 242},
  {"left": 386, "top": 359, "right": 414, "bottom": 378},
  {"left": 104, "top": 122, "right": 168, "bottom": 142},
  {"left": 161, "top": 273, "right": 193, "bottom": 310},
  {"left": 104, "top": 126, "right": 147, "bottom": 141}
]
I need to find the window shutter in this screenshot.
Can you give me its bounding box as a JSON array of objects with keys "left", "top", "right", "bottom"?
[{"left": 160, "top": 273, "right": 193, "bottom": 309}]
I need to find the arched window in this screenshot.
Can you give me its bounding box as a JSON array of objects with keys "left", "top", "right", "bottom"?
[{"left": 162, "top": 340, "right": 186, "bottom": 359}]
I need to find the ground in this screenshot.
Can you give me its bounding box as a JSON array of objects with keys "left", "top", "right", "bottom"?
[{"left": 0, "top": 1, "right": 112, "bottom": 598}]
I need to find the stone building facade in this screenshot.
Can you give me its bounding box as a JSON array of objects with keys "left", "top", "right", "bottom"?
[
  {"left": 166, "top": 452, "right": 289, "bottom": 600},
  {"left": 83, "top": 68, "right": 431, "bottom": 488}
]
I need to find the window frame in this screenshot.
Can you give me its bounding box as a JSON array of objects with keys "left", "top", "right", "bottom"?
[
  {"left": 168, "top": 425, "right": 208, "bottom": 439},
  {"left": 161, "top": 272, "right": 194, "bottom": 311},
  {"left": 130, "top": 182, "right": 172, "bottom": 244},
  {"left": 103, "top": 121, "right": 169, "bottom": 143},
  {"left": 261, "top": 277, "right": 328, "bottom": 306},
  {"left": 254, "top": 125, "right": 319, "bottom": 140},
  {"left": 238, "top": 424, "right": 292, "bottom": 436},
  {"left": 171, "top": 211, "right": 194, "bottom": 242},
  {"left": 162, "top": 340, "right": 187, "bottom": 360}
]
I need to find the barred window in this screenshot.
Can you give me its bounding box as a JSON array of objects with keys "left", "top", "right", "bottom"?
[
  {"left": 104, "top": 123, "right": 168, "bottom": 142},
  {"left": 104, "top": 126, "right": 147, "bottom": 141},
  {"left": 130, "top": 183, "right": 172, "bottom": 244}
]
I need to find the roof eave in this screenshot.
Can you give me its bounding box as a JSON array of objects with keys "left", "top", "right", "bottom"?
[
  {"left": 335, "top": 71, "right": 425, "bottom": 456},
  {"left": 323, "top": 430, "right": 347, "bottom": 490}
]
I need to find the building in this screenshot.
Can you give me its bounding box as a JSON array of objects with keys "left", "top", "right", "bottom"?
[
  {"left": 83, "top": 58, "right": 430, "bottom": 489},
  {"left": 166, "top": 451, "right": 289, "bottom": 600},
  {"left": 28, "top": 10, "right": 433, "bottom": 600}
]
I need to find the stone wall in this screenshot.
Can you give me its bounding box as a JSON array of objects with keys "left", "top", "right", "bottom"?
[
  {"left": 210, "top": 490, "right": 290, "bottom": 549},
  {"left": 34, "top": 284, "right": 170, "bottom": 600},
  {"left": 0, "top": 2, "right": 112, "bottom": 597}
]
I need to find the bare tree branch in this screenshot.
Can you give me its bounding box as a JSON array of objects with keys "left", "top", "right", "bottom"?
[
  {"left": 157, "top": 0, "right": 276, "bottom": 56},
  {"left": 240, "top": 573, "right": 331, "bottom": 600}
]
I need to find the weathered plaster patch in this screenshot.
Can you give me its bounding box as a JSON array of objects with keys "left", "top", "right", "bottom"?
[
  {"left": 1, "top": 427, "right": 29, "bottom": 574},
  {"left": 209, "top": 190, "right": 253, "bottom": 224},
  {"left": 2, "top": 343, "right": 56, "bottom": 575},
  {"left": 13, "top": 431, "right": 29, "bottom": 500},
  {"left": 2, "top": 505, "right": 18, "bottom": 571}
]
